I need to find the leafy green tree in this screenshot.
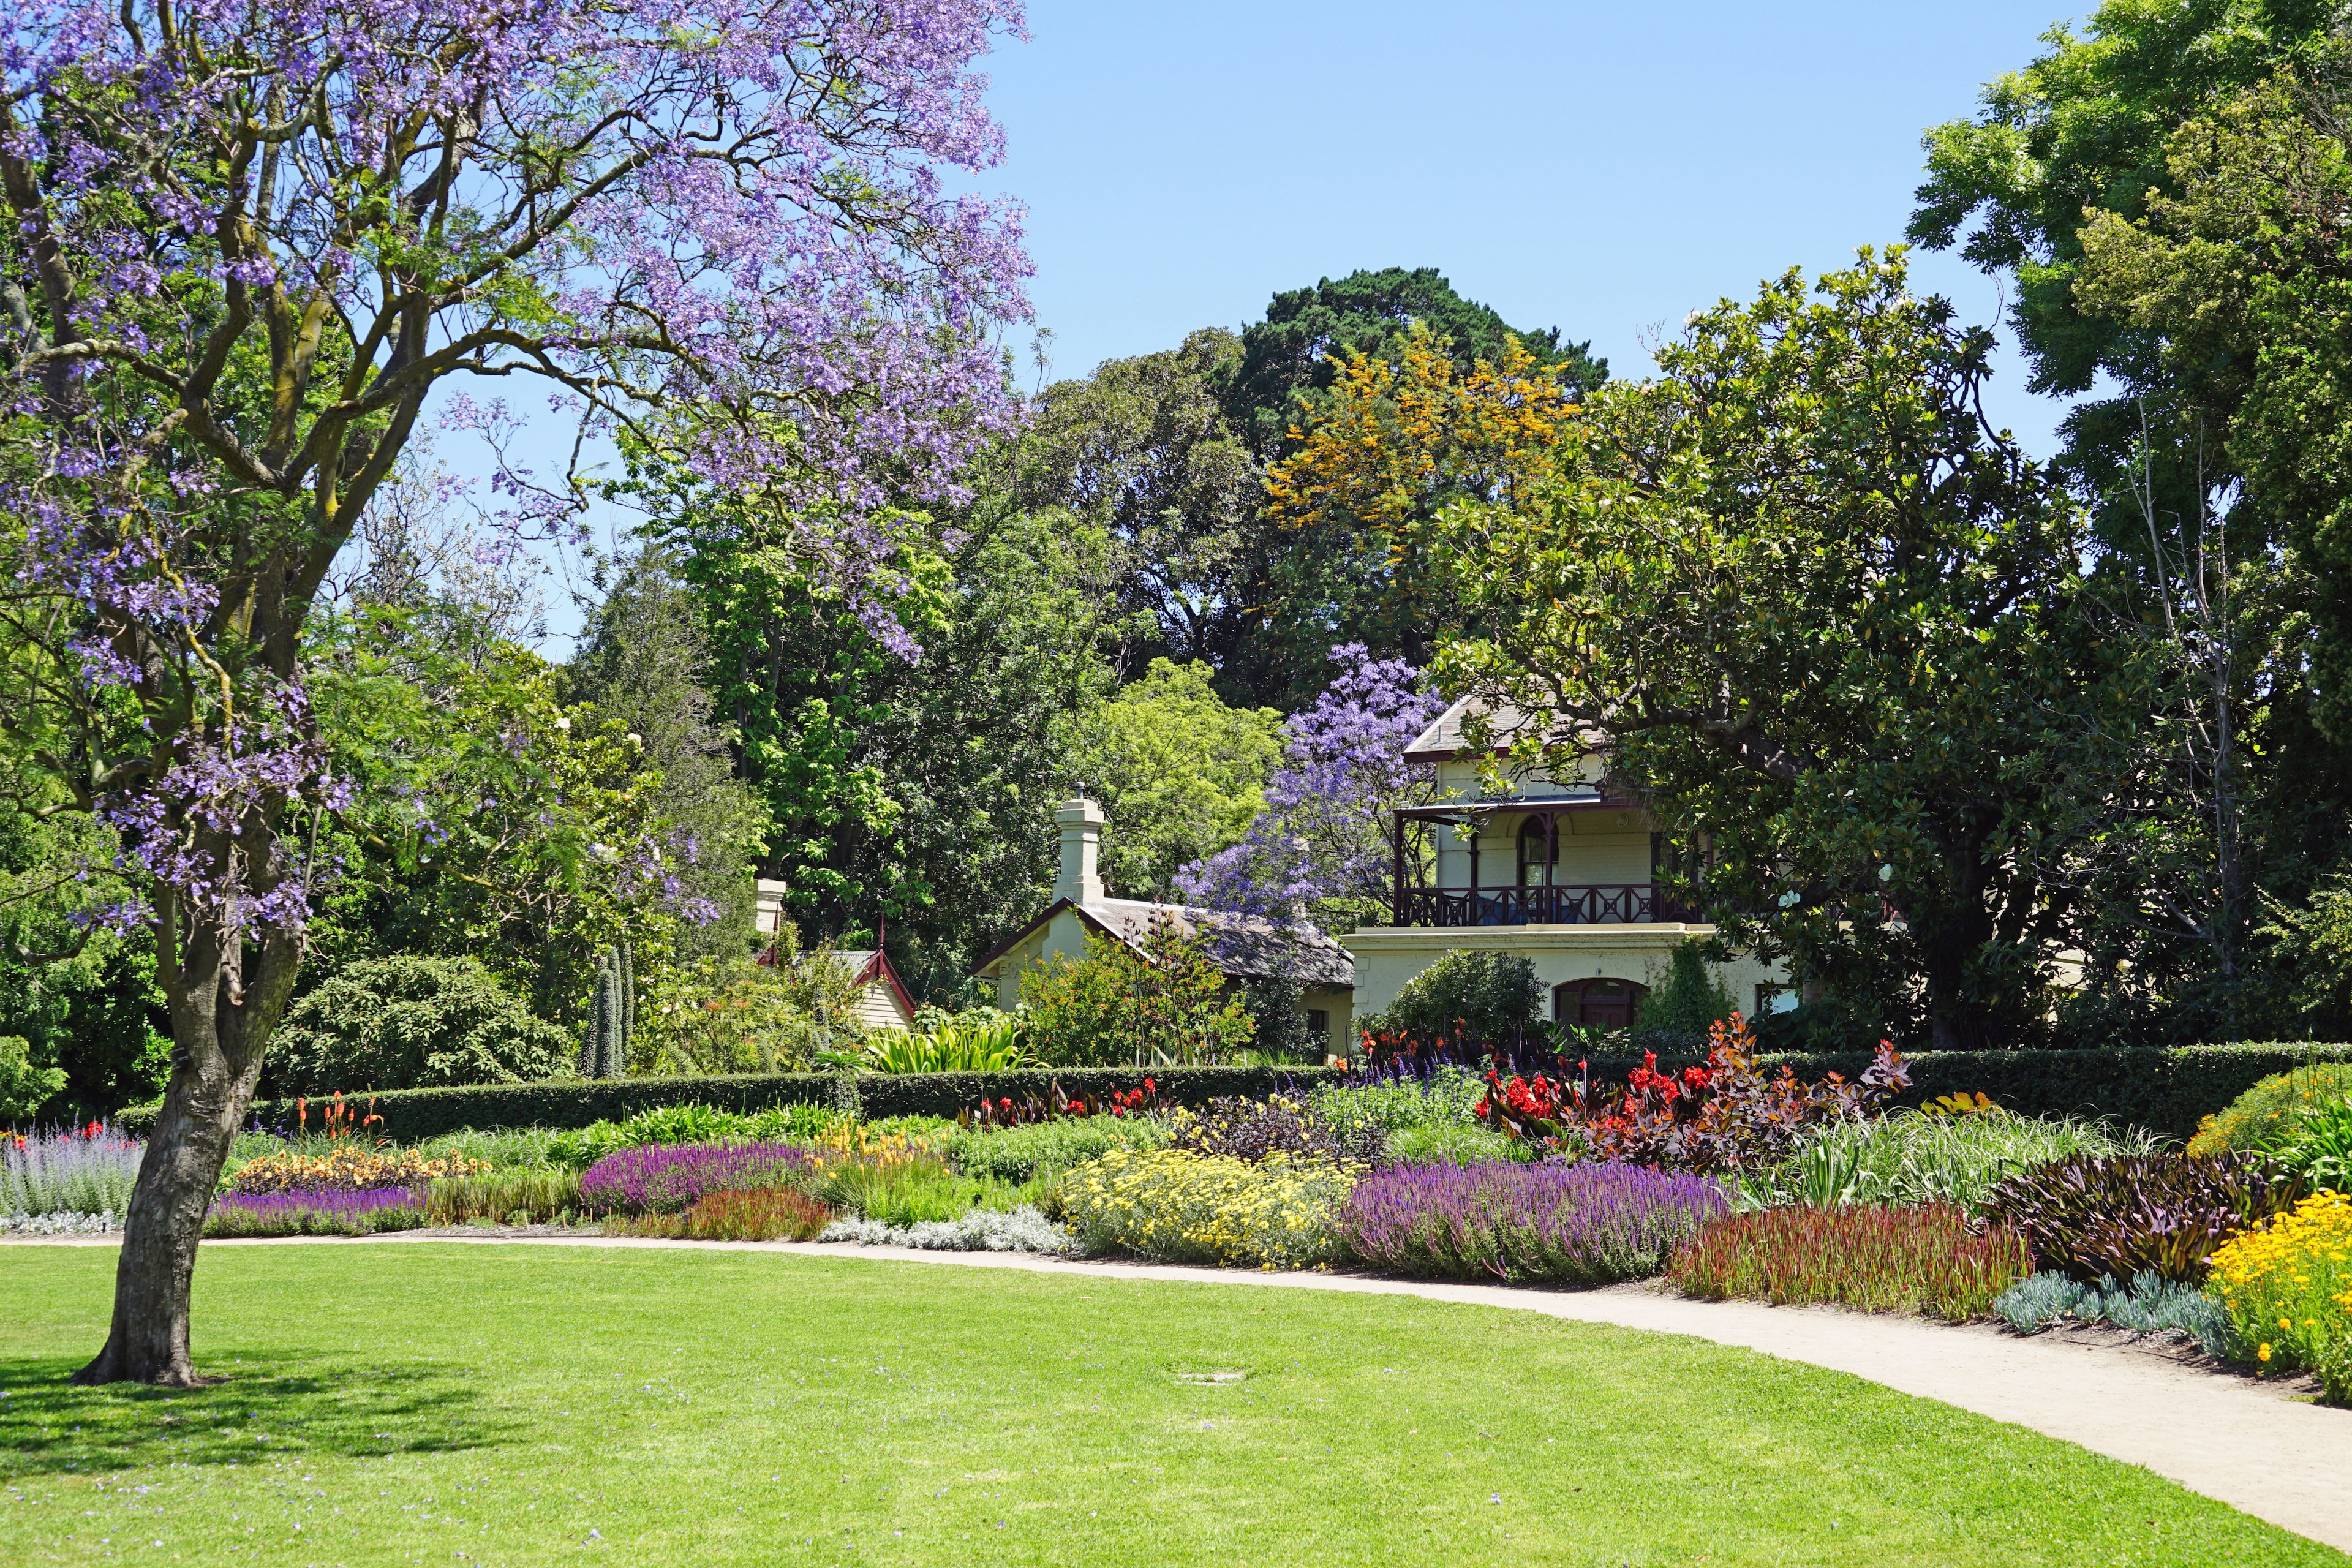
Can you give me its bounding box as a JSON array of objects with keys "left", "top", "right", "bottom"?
[
  {"left": 1434, "top": 253, "right": 2145, "bottom": 1052},
  {"left": 263, "top": 956, "right": 573, "bottom": 1098},
  {"left": 1017, "top": 917, "right": 1254, "bottom": 1066},
  {"left": 560, "top": 550, "right": 770, "bottom": 960},
  {"left": 0, "top": 1036, "right": 68, "bottom": 1123},
  {"left": 1908, "top": 0, "right": 2329, "bottom": 501},
  {"left": 625, "top": 456, "right": 1123, "bottom": 991},
  {"left": 1060, "top": 658, "right": 1283, "bottom": 902}
]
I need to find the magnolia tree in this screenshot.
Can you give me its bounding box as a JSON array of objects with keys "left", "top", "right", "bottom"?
[
  {"left": 1176, "top": 644, "right": 1443, "bottom": 930},
  {"left": 0, "top": 0, "right": 1028, "bottom": 1384}
]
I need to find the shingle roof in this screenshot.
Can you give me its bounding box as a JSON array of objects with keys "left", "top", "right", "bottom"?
[{"left": 1079, "top": 899, "right": 1356, "bottom": 988}]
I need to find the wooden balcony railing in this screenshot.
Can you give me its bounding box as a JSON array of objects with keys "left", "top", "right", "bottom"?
[{"left": 1391, "top": 883, "right": 1692, "bottom": 928}]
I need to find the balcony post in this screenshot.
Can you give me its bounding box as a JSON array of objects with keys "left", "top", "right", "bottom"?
[{"left": 1392, "top": 813, "right": 1406, "bottom": 926}]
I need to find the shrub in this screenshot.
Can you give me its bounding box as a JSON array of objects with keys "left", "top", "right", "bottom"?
[
  {"left": 1019, "top": 917, "right": 1254, "bottom": 1066},
  {"left": 1364, "top": 949, "right": 1542, "bottom": 1051},
  {"left": 1991, "top": 1268, "right": 2232, "bottom": 1350},
  {"left": 2190, "top": 1063, "right": 2352, "bottom": 1156},
  {"left": 1980, "top": 1153, "right": 2304, "bottom": 1283},
  {"left": 818, "top": 1204, "right": 1078, "bottom": 1256},
  {"left": 1168, "top": 1095, "right": 1384, "bottom": 1167},
  {"left": 0, "top": 1036, "right": 67, "bottom": 1123},
  {"left": 423, "top": 1169, "right": 585, "bottom": 1226},
  {"left": 265, "top": 955, "right": 572, "bottom": 1098},
  {"left": 1741, "top": 1110, "right": 2162, "bottom": 1211},
  {"left": 3, "top": 1123, "right": 141, "bottom": 1217},
  {"left": 949, "top": 1115, "right": 1169, "bottom": 1185},
  {"left": 1060, "top": 1147, "right": 1355, "bottom": 1268},
  {"left": 2206, "top": 1192, "right": 2352, "bottom": 1398},
  {"left": 1669, "top": 1204, "right": 2030, "bottom": 1321},
  {"left": 578, "top": 1142, "right": 818, "bottom": 1214},
  {"left": 546, "top": 1101, "right": 845, "bottom": 1169},
  {"left": 226, "top": 1145, "right": 485, "bottom": 1195},
  {"left": 610, "top": 1188, "right": 834, "bottom": 1242},
  {"left": 1333, "top": 1162, "right": 1728, "bottom": 1284},
  {"left": 204, "top": 1186, "right": 428, "bottom": 1237},
  {"left": 1632, "top": 941, "right": 1738, "bottom": 1050}
]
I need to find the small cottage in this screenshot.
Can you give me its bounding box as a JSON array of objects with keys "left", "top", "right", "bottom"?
[
  {"left": 970, "top": 797, "right": 1357, "bottom": 1058},
  {"left": 753, "top": 878, "right": 920, "bottom": 1032}
]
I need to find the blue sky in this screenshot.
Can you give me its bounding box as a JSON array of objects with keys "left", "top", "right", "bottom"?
[
  {"left": 989, "top": 0, "right": 2079, "bottom": 440},
  {"left": 486, "top": 0, "right": 2088, "bottom": 647}
]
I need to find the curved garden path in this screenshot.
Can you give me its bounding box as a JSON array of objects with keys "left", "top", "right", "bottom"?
[{"left": 28, "top": 1230, "right": 2352, "bottom": 1552}]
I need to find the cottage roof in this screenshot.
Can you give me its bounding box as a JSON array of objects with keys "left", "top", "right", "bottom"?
[{"left": 969, "top": 897, "right": 1355, "bottom": 989}]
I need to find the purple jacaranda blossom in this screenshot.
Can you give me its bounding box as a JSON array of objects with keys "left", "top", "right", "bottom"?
[
  {"left": 1176, "top": 645, "right": 1446, "bottom": 923},
  {"left": 1330, "top": 1161, "right": 1728, "bottom": 1284},
  {"left": 579, "top": 1141, "right": 820, "bottom": 1214}
]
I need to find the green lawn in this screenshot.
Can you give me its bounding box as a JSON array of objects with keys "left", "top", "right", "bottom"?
[{"left": 0, "top": 1242, "right": 2335, "bottom": 1566}]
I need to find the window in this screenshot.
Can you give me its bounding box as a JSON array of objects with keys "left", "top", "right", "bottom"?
[
  {"left": 1517, "top": 816, "right": 1555, "bottom": 886},
  {"left": 1553, "top": 978, "right": 1647, "bottom": 1029},
  {"left": 1755, "top": 984, "right": 1799, "bottom": 1016},
  {"left": 1304, "top": 1009, "right": 1329, "bottom": 1040}
]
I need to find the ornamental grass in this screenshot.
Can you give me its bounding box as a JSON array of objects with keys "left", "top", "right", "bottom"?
[
  {"left": 423, "top": 1169, "right": 586, "bottom": 1226},
  {"left": 1668, "top": 1204, "right": 2030, "bottom": 1322},
  {"left": 578, "top": 1141, "right": 819, "bottom": 1214},
  {"left": 1331, "top": 1161, "right": 1727, "bottom": 1284},
  {"left": 226, "top": 1145, "right": 484, "bottom": 1195},
  {"left": 1059, "top": 1147, "right": 1355, "bottom": 1270},
  {"left": 2206, "top": 1191, "right": 2352, "bottom": 1399},
  {"left": 204, "top": 1186, "right": 428, "bottom": 1238}
]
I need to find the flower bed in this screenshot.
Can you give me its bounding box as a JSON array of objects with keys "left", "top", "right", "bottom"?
[
  {"left": 227, "top": 1145, "right": 484, "bottom": 1195},
  {"left": 205, "top": 1186, "right": 428, "bottom": 1238},
  {"left": 1668, "top": 1204, "right": 2030, "bottom": 1322},
  {"left": 608, "top": 1188, "right": 835, "bottom": 1242},
  {"left": 1060, "top": 1147, "right": 1354, "bottom": 1269},
  {"left": 1331, "top": 1161, "right": 1727, "bottom": 1284},
  {"left": 578, "top": 1141, "right": 818, "bottom": 1214},
  {"left": 2206, "top": 1191, "right": 2352, "bottom": 1398},
  {"left": 4, "top": 1123, "right": 143, "bottom": 1218}
]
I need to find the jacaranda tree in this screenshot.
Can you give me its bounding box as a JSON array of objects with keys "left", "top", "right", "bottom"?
[{"left": 0, "top": 0, "right": 1029, "bottom": 1384}]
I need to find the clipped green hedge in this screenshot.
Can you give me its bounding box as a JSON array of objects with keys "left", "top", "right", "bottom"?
[
  {"left": 1567, "top": 1042, "right": 2352, "bottom": 1141},
  {"left": 117, "top": 1065, "right": 1347, "bottom": 1144}
]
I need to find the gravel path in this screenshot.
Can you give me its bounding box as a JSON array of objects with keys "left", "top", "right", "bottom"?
[{"left": 20, "top": 1231, "right": 2352, "bottom": 1552}]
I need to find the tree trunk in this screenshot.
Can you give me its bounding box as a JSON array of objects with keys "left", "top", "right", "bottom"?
[{"left": 76, "top": 895, "right": 304, "bottom": 1386}]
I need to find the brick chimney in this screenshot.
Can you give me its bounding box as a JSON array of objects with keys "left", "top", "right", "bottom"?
[{"left": 1054, "top": 797, "right": 1106, "bottom": 905}]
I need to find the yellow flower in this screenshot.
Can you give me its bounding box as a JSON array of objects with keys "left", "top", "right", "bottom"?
[{"left": 2259, "top": 1344, "right": 2272, "bottom": 1362}]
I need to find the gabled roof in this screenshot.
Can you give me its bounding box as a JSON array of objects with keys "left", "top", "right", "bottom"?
[
  {"left": 1404, "top": 693, "right": 1601, "bottom": 766},
  {"left": 970, "top": 897, "right": 1356, "bottom": 989},
  {"left": 769, "top": 946, "right": 921, "bottom": 1019}
]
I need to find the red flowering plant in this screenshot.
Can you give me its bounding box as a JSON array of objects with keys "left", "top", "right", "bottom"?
[
  {"left": 1474, "top": 1014, "right": 1908, "bottom": 1174},
  {"left": 956, "top": 1078, "right": 1167, "bottom": 1130}
]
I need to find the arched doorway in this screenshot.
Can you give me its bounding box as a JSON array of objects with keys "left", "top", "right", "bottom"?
[{"left": 1554, "top": 977, "right": 1647, "bottom": 1029}]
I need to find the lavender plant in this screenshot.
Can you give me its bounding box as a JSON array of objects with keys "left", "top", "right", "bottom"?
[
  {"left": 1332, "top": 1161, "right": 1730, "bottom": 1284},
  {"left": 1, "top": 0, "right": 1030, "bottom": 1384},
  {"left": 578, "top": 1142, "right": 820, "bottom": 1215},
  {"left": 204, "top": 1187, "right": 427, "bottom": 1238}
]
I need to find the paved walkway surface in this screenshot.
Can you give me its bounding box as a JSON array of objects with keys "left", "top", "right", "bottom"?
[{"left": 21, "top": 1231, "right": 2352, "bottom": 1553}]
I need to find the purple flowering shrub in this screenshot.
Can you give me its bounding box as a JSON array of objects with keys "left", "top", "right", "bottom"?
[
  {"left": 579, "top": 1142, "right": 820, "bottom": 1215},
  {"left": 1331, "top": 1161, "right": 1730, "bottom": 1284},
  {"left": 205, "top": 1188, "right": 426, "bottom": 1238},
  {"left": 1177, "top": 646, "right": 1444, "bottom": 924}
]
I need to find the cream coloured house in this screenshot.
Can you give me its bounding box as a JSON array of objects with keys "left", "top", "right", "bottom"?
[
  {"left": 970, "top": 799, "right": 1357, "bottom": 1058},
  {"left": 1348, "top": 696, "right": 1787, "bottom": 1028}
]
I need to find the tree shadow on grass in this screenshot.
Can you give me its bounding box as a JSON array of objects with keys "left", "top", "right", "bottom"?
[{"left": 0, "top": 1353, "right": 517, "bottom": 1477}]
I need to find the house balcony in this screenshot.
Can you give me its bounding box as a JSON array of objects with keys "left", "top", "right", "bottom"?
[{"left": 1391, "top": 882, "right": 1697, "bottom": 929}]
